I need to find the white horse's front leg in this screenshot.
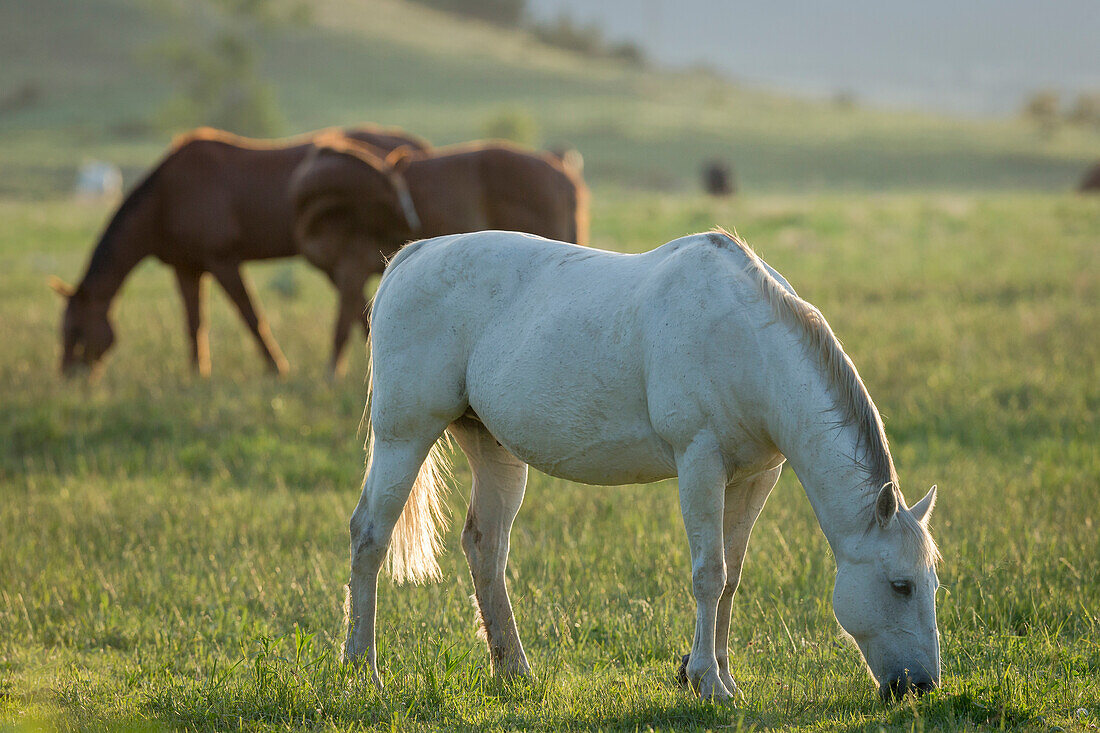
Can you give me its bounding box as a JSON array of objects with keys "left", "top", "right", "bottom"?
[
  {"left": 714, "top": 464, "right": 782, "bottom": 694},
  {"left": 676, "top": 432, "right": 731, "bottom": 701}
]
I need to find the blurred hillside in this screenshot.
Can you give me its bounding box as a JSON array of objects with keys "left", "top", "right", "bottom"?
[
  {"left": 2, "top": 0, "right": 1099, "bottom": 197},
  {"left": 529, "top": 0, "right": 1100, "bottom": 117}
]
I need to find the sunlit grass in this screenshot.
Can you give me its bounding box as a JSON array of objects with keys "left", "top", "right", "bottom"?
[{"left": 1, "top": 192, "right": 1098, "bottom": 730}]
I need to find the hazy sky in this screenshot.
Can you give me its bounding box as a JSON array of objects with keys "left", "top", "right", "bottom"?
[{"left": 528, "top": 0, "right": 1100, "bottom": 116}]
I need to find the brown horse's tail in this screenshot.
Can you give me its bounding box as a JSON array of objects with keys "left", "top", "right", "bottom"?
[
  {"left": 570, "top": 173, "right": 590, "bottom": 246},
  {"left": 562, "top": 163, "right": 589, "bottom": 246},
  {"left": 542, "top": 147, "right": 588, "bottom": 246}
]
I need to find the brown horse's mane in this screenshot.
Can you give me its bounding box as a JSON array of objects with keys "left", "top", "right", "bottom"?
[
  {"left": 315, "top": 136, "right": 570, "bottom": 172},
  {"left": 78, "top": 159, "right": 165, "bottom": 296},
  {"left": 304, "top": 134, "right": 391, "bottom": 167},
  {"left": 170, "top": 124, "right": 420, "bottom": 153}
]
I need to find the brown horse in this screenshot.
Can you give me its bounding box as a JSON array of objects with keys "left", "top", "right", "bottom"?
[
  {"left": 290, "top": 137, "right": 588, "bottom": 372},
  {"left": 51, "top": 125, "right": 430, "bottom": 377}
]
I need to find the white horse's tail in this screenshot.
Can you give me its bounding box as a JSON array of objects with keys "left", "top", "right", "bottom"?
[
  {"left": 385, "top": 437, "right": 453, "bottom": 585},
  {"left": 361, "top": 326, "right": 454, "bottom": 586}
]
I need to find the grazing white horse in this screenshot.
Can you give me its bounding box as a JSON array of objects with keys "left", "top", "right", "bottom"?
[{"left": 343, "top": 229, "right": 941, "bottom": 701}]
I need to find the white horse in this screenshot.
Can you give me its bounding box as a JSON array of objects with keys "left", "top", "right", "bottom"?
[{"left": 343, "top": 229, "right": 941, "bottom": 701}]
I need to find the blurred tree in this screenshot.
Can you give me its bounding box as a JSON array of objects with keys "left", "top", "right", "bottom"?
[
  {"left": 832, "top": 89, "right": 858, "bottom": 111},
  {"left": 1067, "top": 93, "right": 1100, "bottom": 128},
  {"left": 1021, "top": 90, "right": 1061, "bottom": 136},
  {"left": 530, "top": 12, "right": 645, "bottom": 66},
  {"left": 144, "top": 0, "right": 309, "bottom": 137},
  {"left": 608, "top": 41, "right": 645, "bottom": 66},
  {"left": 481, "top": 107, "right": 539, "bottom": 146},
  {"left": 406, "top": 0, "right": 644, "bottom": 66},
  {"left": 407, "top": 0, "right": 526, "bottom": 27},
  {"left": 531, "top": 13, "right": 604, "bottom": 56}
]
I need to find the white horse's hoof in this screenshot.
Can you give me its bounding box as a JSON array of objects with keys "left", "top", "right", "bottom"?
[
  {"left": 683, "top": 657, "right": 733, "bottom": 701},
  {"left": 697, "top": 674, "right": 733, "bottom": 702},
  {"left": 719, "top": 668, "right": 743, "bottom": 700}
]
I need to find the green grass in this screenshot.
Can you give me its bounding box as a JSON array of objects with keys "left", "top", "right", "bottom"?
[
  {"left": 3, "top": 0, "right": 1100, "bottom": 197},
  {"left": 1, "top": 191, "right": 1098, "bottom": 730}
]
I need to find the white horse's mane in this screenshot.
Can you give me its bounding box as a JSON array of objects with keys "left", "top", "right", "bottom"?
[{"left": 710, "top": 228, "right": 939, "bottom": 565}]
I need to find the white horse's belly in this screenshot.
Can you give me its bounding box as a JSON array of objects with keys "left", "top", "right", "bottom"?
[
  {"left": 480, "top": 411, "right": 676, "bottom": 485},
  {"left": 466, "top": 359, "right": 677, "bottom": 485}
]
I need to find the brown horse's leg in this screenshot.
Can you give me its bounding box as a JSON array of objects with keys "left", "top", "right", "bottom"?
[
  {"left": 328, "top": 266, "right": 371, "bottom": 379},
  {"left": 330, "top": 289, "right": 368, "bottom": 378},
  {"left": 208, "top": 262, "right": 289, "bottom": 376},
  {"left": 174, "top": 267, "right": 210, "bottom": 376}
]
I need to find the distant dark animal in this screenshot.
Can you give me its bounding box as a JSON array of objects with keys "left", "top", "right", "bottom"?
[
  {"left": 0, "top": 82, "right": 41, "bottom": 115},
  {"left": 1078, "top": 162, "right": 1100, "bottom": 192},
  {"left": 290, "top": 138, "right": 589, "bottom": 371},
  {"left": 702, "top": 159, "right": 736, "bottom": 196},
  {"left": 51, "top": 125, "right": 430, "bottom": 378}
]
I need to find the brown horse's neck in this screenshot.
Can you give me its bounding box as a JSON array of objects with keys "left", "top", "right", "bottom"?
[{"left": 76, "top": 170, "right": 160, "bottom": 302}]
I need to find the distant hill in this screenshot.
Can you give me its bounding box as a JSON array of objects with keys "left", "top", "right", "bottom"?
[
  {"left": 528, "top": 0, "right": 1100, "bottom": 117},
  {"left": 1, "top": 0, "right": 1099, "bottom": 196}
]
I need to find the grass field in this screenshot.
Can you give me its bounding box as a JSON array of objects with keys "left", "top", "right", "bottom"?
[
  {"left": 1, "top": 191, "right": 1098, "bottom": 731},
  {"left": 2, "top": 0, "right": 1100, "bottom": 729}
]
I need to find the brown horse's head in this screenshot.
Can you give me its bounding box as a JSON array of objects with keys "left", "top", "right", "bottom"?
[
  {"left": 292, "top": 139, "right": 421, "bottom": 263},
  {"left": 51, "top": 278, "right": 115, "bottom": 377}
]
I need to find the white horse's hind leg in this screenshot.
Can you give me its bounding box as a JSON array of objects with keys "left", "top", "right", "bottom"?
[
  {"left": 677, "top": 432, "right": 732, "bottom": 701},
  {"left": 714, "top": 464, "right": 782, "bottom": 694},
  {"left": 448, "top": 418, "right": 532, "bottom": 678},
  {"left": 343, "top": 438, "right": 436, "bottom": 687}
]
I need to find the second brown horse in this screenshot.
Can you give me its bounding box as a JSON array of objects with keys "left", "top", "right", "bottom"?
[
  {"left": 52, "top": 125, "right": 430, "bottom": 377},
  {"left": 290, "top": 137, "right": 588, "bottom": 373}
]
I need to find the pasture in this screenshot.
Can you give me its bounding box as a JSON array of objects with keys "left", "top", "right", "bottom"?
[{"left": 1, "top": 192, "right": 1097, "bottom": 730}]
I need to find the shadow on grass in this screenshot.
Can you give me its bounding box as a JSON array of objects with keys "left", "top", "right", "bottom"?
[
  {"left": 876, "top": 690, "right": 1034, "bottom": 731},
  {"left": 0, "top": 380, "right": 363, "bottom": 490},
  {"left": 134, "top": 634, "right": 763, "bottom": 731}
]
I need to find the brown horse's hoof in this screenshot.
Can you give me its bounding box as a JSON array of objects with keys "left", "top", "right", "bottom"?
[{"left": 676, "top": 653, "right": 690, "bottom": 688}]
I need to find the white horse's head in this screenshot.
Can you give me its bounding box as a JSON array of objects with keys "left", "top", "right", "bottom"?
[{"left": 832, "top": 483, "right": 940, "bottom": 700}]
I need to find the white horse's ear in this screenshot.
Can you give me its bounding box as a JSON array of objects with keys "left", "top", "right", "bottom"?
[
  {"left": 874, "top": 483, "right": 898, "bottom": 528},
  {"left": 910, "top": 485, "right": 937, "bottom": 526}
]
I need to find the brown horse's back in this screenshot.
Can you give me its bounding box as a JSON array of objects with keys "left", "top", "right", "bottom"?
[
  {"left": 475, "top": 145, "right": 588, "bottom": 245},
  {"left": 143, "top": 127, "right": 428, "bottom": 266},
  {"left": 346, "top": 127, "right": 431, "bottom": 154},
  {"left": 398, "top": 142, "right": 588, "bottom": 245},
  {"left": 155, "top": 138, "right": 309, "bottom": 263}
]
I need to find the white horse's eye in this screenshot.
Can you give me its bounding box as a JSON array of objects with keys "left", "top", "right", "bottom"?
[{"left": 891, "top": 580, "right": 913, "bottom": 597}]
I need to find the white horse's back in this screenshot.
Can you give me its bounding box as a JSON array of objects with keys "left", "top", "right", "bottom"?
[{"left": 371, "top": 230, "right": 783, "bottom": 485}]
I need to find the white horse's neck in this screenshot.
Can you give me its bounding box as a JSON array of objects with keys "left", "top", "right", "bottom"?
[{"left": 767, "top": 363, "right": 888, "bottom": 562}]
